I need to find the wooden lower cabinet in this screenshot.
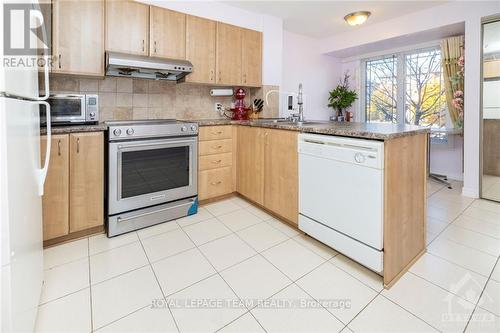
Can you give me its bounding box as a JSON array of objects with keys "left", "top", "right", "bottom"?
[
  {"left": 69, "top": 132, "right": 104, "bottom": 232},
  {"left": 199, "top": 167, "right": 233, "bottom": 201},
  {"left": 41, "top": 135, "right": 69, "bottom": 240},
  {"left": 41, "top": 131, "right": 104, "bottom": 244},
  {"left": 263, "top": 130, "right": 298, "bottom": 224},
  {"left": 236, "top": 126, "right": 265, "bottom": 205}
]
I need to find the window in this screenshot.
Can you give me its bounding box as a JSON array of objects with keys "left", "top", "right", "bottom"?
[{"left": 363, "top": 48, "right": 447, "bottom": 129}]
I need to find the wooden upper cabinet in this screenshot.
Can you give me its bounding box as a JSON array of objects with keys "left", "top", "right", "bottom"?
[
  {"left": 236, "top": 126, "right": 265, "bottom": 205},
  {"left": 216, "top": 23, "right": 242, "bottom": 86},
  {"left": 105, "top": 0, "right": 149, "bottom": 55},
  {"left": 150, "top": 6, "right": 186, "bottom": 59},
  {"left": 263, "top": 129, "right": 298, "bottom": 224},
  {"left": 41, "top": 135, "right": 69, "bottom": 240},
  {"left": 186, "top": 15, "right": 216, "bottom": 84},
  {"left": 52, "top": 0, "right": 104, "bottom": 75},
  {"left": 241, "top": 28, "right": 262, "bottom": 86},
  {"left": 69, "top": 132, "right": 104, "bottom": 233},
  {"left": 484, "top": 60, "right": 500, "bottom": 79}
]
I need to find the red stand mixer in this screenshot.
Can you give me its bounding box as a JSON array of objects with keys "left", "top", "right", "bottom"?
[{"left": 230, "top": 88, "right": 251, "bottom": 120}]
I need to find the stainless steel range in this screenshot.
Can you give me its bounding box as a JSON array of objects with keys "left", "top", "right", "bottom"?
[{"left": 106, "top": 119, "right": 198, "bottom": 237}]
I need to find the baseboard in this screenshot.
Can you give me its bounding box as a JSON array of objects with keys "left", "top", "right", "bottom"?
[
  {"left": 429, "top": 170, "right": 463, "bottom": 181},
  {"left": 462, "top": 187, "right": 479, "bottom": 198}
]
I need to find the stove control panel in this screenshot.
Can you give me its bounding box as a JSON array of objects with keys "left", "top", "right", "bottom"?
[{"left": 107, "top": 121, "right": 199, "bottom": 141}]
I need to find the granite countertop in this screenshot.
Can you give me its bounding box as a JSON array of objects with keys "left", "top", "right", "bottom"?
[
  {"left": 40, "top": 123, "right": 108, "bottom": 135},
  {"left": 188, "top": 119, "right": 429, "bottom": 141}
]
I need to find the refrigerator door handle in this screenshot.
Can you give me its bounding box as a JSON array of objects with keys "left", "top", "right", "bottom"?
[
  {"left": 37, "top": 101, "right": 51, "bottom": 195},
  {"left": 35, "top": 6, "right": 50, "bottom": 101}
]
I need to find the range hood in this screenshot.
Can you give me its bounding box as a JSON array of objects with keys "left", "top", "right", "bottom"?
[{"left": 105, "top": 52, "right": 193, "bottom": 82}]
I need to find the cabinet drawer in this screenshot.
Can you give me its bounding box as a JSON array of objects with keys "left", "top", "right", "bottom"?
[
  {"left": 199, "top": 126, "right": 232, "bottom": 141},
  {"left": 199, "top": 139, "right": 232, "bottom": 156},
  {"left": 199, "top": 166, "right": 233, "bottom": 200},
  {"left": 199, "top": 152, "right": 232, "bottom": 171}
]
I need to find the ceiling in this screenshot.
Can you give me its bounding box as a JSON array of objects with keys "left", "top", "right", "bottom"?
[{"left": 221, "top": 1, "right": 449, "bottom": 38}]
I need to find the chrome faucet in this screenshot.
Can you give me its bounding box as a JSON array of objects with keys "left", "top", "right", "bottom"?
[{"left": 297, "top": 83, "right": 304, "bottom": 123}]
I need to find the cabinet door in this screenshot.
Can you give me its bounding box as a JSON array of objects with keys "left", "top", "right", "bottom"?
[
  {"left": 69, "top": 132, "right": 104, "bottom": 233},
  {"left": 216, "top": 23, "right": 242, "bottom": 86},
  {"left": 236, "top": 126, "right": 264, "bottom": 205},
  {"left": 41, "top": 135, "right": 69, "bottom": 240},
  {"left": 186, "top": 15, "right": 216, "bottom": 83},
  {"left": 105, "top": 0, "right": 149, "bottom": 55},
  {"left": 241, "top": 28, "right": 262, "bottom": 87},
  {"left": 52, "top": 0, "right": 104, "bottom": 76},
  {"left": 264, "top": 129, "right": 298, "bottom": 224},
  {"left": 150, "top": 6, "right": 186, "bottom": 59}
]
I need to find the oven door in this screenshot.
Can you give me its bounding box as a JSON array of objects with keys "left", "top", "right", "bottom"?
[
  {"left": 108, "top": 136, "right": 198, "bottom": 215},
  {"left": 47, "top": 95, "right": 86, "bottom": 123}
]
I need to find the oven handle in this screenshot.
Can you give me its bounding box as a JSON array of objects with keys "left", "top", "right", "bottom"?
[
  {"left": 116, "top": 200, "right": 195, "bottom": 223},
  {"left": 117, "top": 138, "right": 196, "bottom": 150}
]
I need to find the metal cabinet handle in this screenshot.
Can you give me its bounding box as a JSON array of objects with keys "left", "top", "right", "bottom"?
[
  {"left": 212, "top": 131, "right": 223, "bottom": 135},
  {"left": 154, "top": 41, "right": 157, "bottom": 54},
  {"left": 243, "top": 73, "right": 247, "bottom": 84},
  {"left": 212, "top": 145, "right": 222, "bottom": 149},
  {"left": 142, "top": 40, "right": 145, "bottom": 52},
  {"left": 210, "top": 181, "right": 222, "bottom": 185},
  {"left": 57, "top": 139, "right": 61, "bottom": 156},
  {"left": 58, "top": 54, "right": 61, "bottom": 69},
  {"left": 76, "top": 138, "right": 80, "bottom": 154},
  {"left": 218, "top": 71, "right": 222, "bottom": 82},
  {"left": 210, "top": 70, "right": 214, "bottom": 81},
  {"left": 211, "top": 159, "right": 222, "bottom": 164}
]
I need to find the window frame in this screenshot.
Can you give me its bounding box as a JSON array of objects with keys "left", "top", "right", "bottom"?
[{"left": 360, "top": 45, "right": 446, "bottom": 128}]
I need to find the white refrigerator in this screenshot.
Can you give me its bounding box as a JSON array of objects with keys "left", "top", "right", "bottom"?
[{"left": 0, "top": 0, "right": 51, "bottom": 331}]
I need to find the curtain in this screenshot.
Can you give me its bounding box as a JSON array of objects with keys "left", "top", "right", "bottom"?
[{"left": 441, "top": 36, "right": 464, "bottom": 128}]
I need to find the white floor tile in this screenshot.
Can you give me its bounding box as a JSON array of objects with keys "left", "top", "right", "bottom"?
[
  {"left": 141, "top": 228, "right": 195, "bottom": 262},
  {"left": 251, "top": 284, "right": 344, "bottom": 333},
  {"left": 229, "top": 196, "right": 253, "bottom": 208},
  {"left": 409, "top": 253, "right": 488, "bottom": 304},
  {"left": 219, "top": 313, "right": 264, "bottom": 332},
  {"left": 296, "top": 262, "right": 378, "bottom": 324},
  {"left": 35, "top": 288, "right": 91, "bottom": 333},
  {"left": 43, "top": 238, "right": 88, "bottom": 269},
  {"left": 176, "top": 207, "right": 213, "bottom": 227},
  {"left": 491, "top": 264, "right": 500, "bottom": 283},
  {"left": 349, "top": 295, "right": 438, "bottom": 332},
  {"left": 426, "top": 230, "right": 439, "bottom": 246},
  {"left": 453, "top": 215, "right": 500, "bottom": 239},
  {"left": 246, "top": 205, "right": 274, "bottom": 221},
  {"left": 427, "top": 204, "right": 462, "bottom": 223},
  {"left": 428, "top": 196, "right": 471, "bottom": 212},
  {"left": 221, "top": 255, "right": 291, "bottom": 307},
  {"left": 262, "top": 239, "right": 325, "bottom": 281},
  {"left": 427, "top": 217, "right": 449, "bottom": 236},
  {"left": 152, "top": 248, "right": 216, "bottom": 296},
  {"left": 236, "top": 222, "right": 288, "bottom": 252},
  {"left": 89, "top": 232, "right": 138, "bottom": 255},
  {"left": 479, "top": 279, "right": 500, "bottom": 317},
  {"left": 292, "top": 234, "right": 338, "bottom": 260},
  {"left": 471, "top": 199, "right": 500, "bottom": 214},
  {"left": 217, "top": 209, "right": 264, "bottom": 232},
  {"left": 329, "top": 255, "right": 384, "bottom": 292},
  {"left": 427, "top": 236, "right": 497, "bottom": 277},
  {"left": 204, "top": 199, "right": 241, "bottom": 216},
  {"left": 96, "top": 306, "right": 177, "bottom": 332},
  {"left": 466, "top": 307, "right": 500, "bottom": 333},
  {"left": 136, "top": 221, "right": 179, "bottom": 240},
  {"left": 265, "top": 218, "right": 300, "bottom": 237},
  {"left": 90, "top": 241, "right": 148, "bottom": 284},
  {"left": 463, "top": 206, "right": 500, "bottom": 225},
  {"left": 439, "top": 224, "right": 500, "bottom": 256},
  {"left": 183, "top": 218, "right": 232, "bottom": 245},
  {"left": 40, "top": 258, "right": 89, "bottom": 304},
  {"left": 382, "top": 272, "right": 475, "bottom": 332},
  {"left": 91, "top": 266, "right": 163, "bottom": 330},
  {"left": 167, "top": 275, "right": 246, "bottom": 332},
  {"left": 199, "top": 234, "right": 257, "bottom": 271}
]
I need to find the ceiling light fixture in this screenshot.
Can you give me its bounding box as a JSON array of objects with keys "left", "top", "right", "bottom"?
[{"left": 344, "top": 11, "right": 371, "bottom": 26}]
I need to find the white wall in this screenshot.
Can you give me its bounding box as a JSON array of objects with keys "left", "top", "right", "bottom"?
[
  {"left": 320, "top": 1, "right": 500, "bottom": 197},
  {"left": 281, "top": 31, "right": 341, "bottom": 120},
  {"left": 138, "top": 0, "right": 283, "bottom": 87}
]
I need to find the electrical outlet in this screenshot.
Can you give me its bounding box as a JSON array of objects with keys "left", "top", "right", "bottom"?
[{"left": 215, "top": 102, "right": 223, "bottom": 114}]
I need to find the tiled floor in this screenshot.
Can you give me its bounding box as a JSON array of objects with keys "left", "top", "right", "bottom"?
[{"left": 36, "top": 181, "right": 500, "bottom": 333}]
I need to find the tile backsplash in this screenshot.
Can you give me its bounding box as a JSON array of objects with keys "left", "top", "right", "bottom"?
[{"left": 47, "top": 75, "right": 279, "bottom": 121}]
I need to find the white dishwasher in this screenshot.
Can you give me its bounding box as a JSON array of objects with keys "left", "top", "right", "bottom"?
[{"left": 298, "top": 133, "right": 384, "bottom": 273}]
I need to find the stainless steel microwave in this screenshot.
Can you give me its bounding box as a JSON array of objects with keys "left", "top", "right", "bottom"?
[{"left": 45, "top": 94, "right": 99, "bottom": 125}]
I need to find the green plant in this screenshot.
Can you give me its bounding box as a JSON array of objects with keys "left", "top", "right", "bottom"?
[{"left": 328, "top": 72, "right": 358, "bottom": 113}]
